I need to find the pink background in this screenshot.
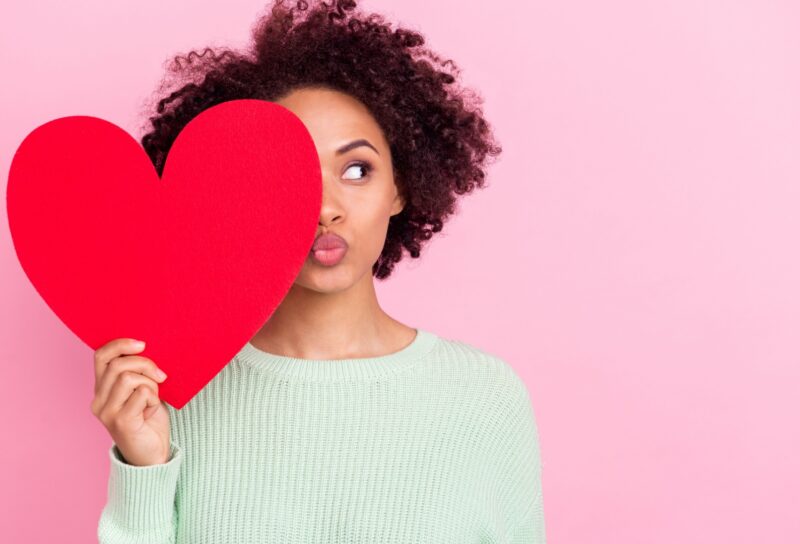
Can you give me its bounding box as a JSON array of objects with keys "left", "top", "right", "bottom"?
[{"left": 1, "top": 0, "right": 798, "bottom": 542}]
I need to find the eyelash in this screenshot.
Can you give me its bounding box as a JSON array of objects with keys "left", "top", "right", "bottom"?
[{"left": 343, "top": 161, "right": 373, "bottom": 181}]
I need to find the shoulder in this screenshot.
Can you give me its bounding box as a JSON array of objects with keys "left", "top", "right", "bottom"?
[
  {"left": 429, "top": 332, "right": 541, "bottom": 467},
  {"left": 428, "top": 331, "right": 532, "bottom": 409}
]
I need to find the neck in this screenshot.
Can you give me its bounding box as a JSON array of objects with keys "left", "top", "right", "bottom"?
[{"left": 249, "top": 274, "right": 414, "bottom": 360}]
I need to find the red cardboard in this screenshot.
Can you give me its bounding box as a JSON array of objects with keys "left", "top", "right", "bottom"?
[{"left": 6, "top": 99, "right": 322, "bottom": 409}]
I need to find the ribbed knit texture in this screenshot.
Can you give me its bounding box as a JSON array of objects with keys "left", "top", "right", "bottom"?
[{"left": 97, "top": 328, "right": 545, "bottom": 543}]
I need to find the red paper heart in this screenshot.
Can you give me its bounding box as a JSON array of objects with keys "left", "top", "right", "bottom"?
[{"left": 6, "top": 99, "right": 322, "bottom": 409}]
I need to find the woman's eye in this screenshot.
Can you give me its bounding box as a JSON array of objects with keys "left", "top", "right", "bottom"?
[{"left": 342, "top": 162, "right": 372, "bottom": 181}]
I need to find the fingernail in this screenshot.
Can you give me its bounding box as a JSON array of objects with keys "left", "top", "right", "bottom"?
[
  {"left": 157, "top": 369, "right": 167, "bottom": 380},
  {"left": 133, "top": 340, "right": 145, "bottom": 348}
]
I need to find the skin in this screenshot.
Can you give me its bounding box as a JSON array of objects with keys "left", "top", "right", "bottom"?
[{"left": 248, "top": 86, "right": 417, "bottom": 359}]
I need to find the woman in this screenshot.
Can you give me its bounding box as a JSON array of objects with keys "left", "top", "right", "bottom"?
[{"left": 93, "top": 1, "right": 545, "bottom": 542}]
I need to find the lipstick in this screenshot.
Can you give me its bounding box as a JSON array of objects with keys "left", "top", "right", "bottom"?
[{"left": 310, "top": 232, "right": 348, "bottom": 266}]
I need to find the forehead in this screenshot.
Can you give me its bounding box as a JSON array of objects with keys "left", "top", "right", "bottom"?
[{"left": 273, "top": 87, "right": 386, "bottom": 151}]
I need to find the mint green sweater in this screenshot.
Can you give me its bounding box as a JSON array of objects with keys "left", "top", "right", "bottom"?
[{"left": 97, "top": 328, "right": 545, "bottom": 543}]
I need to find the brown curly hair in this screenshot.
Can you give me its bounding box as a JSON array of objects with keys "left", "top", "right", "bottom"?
[{"left": 139, "top": 0, "right": 502, "bottom": 279}]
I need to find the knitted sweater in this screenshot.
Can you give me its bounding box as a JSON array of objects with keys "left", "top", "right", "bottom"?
[{"left": 97, "top": 328, "right": 546, "bottom": 543}]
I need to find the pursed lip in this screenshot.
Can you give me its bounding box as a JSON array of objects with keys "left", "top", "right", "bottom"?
[{"left": 311, "top": 232, "right": 349, "bottom": 252}]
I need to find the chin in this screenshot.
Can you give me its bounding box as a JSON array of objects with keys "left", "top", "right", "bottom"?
[{"left": 293, "top": 263, "right": 355, "bottom": 292}]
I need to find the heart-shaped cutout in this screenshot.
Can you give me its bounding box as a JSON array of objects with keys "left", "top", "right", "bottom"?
[{"left": 6, "top": 99, "right": 322, "bottom": 409}]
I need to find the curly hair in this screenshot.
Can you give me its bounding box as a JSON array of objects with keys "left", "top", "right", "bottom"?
[{"left": 139, "top": 0, "right": 502, "bottom": 279}]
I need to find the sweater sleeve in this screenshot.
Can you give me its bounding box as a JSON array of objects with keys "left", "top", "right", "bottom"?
[
  {"left": 496, "top": 374, "right": 546, "bottom": 543},
  {"left": 97, "top": 440, "right": 183, "bottom": 544}
]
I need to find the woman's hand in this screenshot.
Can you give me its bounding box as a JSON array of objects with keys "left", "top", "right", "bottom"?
[{"left": 90, "top": 338, "right": 171, "bottom": 466}]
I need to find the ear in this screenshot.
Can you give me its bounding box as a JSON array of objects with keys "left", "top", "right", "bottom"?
[{"left": 390, "top": 181, "right": 406, "bottom": 217}]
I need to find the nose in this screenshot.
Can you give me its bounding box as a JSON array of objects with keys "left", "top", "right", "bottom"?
[{"left": 317, "top": 173, "right": 344, "bottom": 227}]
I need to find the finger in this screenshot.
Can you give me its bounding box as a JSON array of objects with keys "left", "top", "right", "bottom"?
[
  {"left": 118, "top": 385, "right": 158, "bottom": 422},
  {"left": 100, "top": 371, "right": 160, "bottom": 423},
  {"left": 93, "top": 355, "right": 159, "bottom": 416},
  {"left": 95, "top": 354, "right": 165, "bottom": 402},
  {"left": 94, "top": 338, "right": 146, "bottom": 384},
  {"left": 142, "top": 401, "right": 161, "bottom": 421}
]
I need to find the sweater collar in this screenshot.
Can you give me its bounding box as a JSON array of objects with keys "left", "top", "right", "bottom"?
[{"left": 234, "top": 328, "right": 438, "bottom": 381}]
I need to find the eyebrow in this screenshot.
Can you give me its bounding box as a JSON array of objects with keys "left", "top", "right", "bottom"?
[{"left": 335, "top": 139, "right": 380, "bottom": 156}]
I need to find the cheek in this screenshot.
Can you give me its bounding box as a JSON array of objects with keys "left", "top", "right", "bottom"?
[{"left": 360, "top": 208, "right": 392, "bottom": 251}]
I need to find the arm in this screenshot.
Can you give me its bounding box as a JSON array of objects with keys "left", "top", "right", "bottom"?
[
  {"left": 501, "top": 492, "right": 546, "bottom": 544},
  {"left": 495, "top": 374, "right": 546, "bottom": 543},
  {"left": 97, "top": 440, "right": 183, "bottom": 544}
]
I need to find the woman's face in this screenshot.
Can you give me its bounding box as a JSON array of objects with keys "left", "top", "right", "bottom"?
[{"left": 273, "top": 86, "right": 405, "bottom": 293}]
